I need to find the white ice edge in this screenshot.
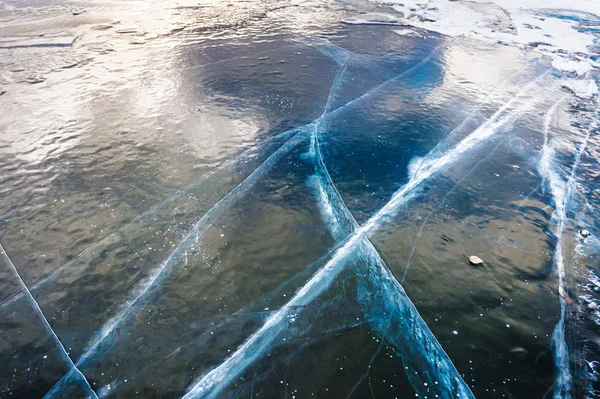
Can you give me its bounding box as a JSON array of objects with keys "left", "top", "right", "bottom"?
[
  {"left": 539, "top": 98, "right": 573, "bottom": 398},
  {"left": 539, "top": 94, "right": 598, "bottom": 398},
  {"left": 342, "top": 13, "right": 402, "bottom": 25}
]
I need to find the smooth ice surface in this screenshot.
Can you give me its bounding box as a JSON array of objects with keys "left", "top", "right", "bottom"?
[{"left": 1, "top": 0, "right": 599, "bottom": 398}]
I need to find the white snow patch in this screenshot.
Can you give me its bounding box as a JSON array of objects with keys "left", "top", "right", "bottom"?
[
  {"left": 366, "top": 0, "right": 599, "bottom": 56},
  {"left": 552, "top": 58, "right": 595, "bottom": 75},
  {"left": 561, "top": 79, "right": 599, "bottom": 98},
  {"left": 394, "top": 28, "right": 422, "bottom": 37},
  {"left": 342, "top": 13, "right": 401, "bottom": 25}
]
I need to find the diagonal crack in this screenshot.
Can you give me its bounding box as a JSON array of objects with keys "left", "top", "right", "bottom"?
[
  {"left": 539, "top": 98, "right": 597, "bottom": 399},
  {"left": 182, "top": 67, "right": 551, "bottom": 399},
  {"left": 41, "top": 41, "right": 442, "bottom": 398},
  {"left": 0, "top": 243, "right": 98, "bottom": 399},
  {"left": 308, "top": 51, "right": 471, "bottom": 397},
  {"left": 0, "top": 38, "right": 357, "bottom": 310}
]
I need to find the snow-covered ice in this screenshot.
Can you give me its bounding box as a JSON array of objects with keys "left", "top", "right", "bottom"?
[
  {"left": 561, "top": 79, "right": 599, "bottom": 98},
  {"left": 342, "top": 12, "right": 401, "bottom": 25},
  {"left": 553, "top": 58, "right": 595, "bottom": 75},
  {"left": 363, "top": 0, "right": 599, "bottom": 75}
]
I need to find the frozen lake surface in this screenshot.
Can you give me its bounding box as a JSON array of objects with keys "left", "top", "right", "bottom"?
[{"left": 0, "top": 0, "right": 599, "bottom": 398}]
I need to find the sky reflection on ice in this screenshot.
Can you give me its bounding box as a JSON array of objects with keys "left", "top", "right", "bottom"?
[{"left": 0, "top": 1, "right": 599, "bottom": 398}]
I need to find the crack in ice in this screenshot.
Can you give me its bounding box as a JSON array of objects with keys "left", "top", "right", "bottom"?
[
  {"left": 538, "top": 96, "right": 596, "bottom": 399},
  {"left": 0, "top": 39, "right": 358, "bottom": 311},
  {"left": 42, "top": 42, "right": 444, "bottom": 399},
  {"left": 0, "top": 127, "right": 299, "bottom": 310},
  {"left": 309, "top": 53, "right": 472, "bottom": 398},
  {"left": 182, "top": 66, "right": 550, "bottom": 399},
  {"left": 402, "top": 137, "right": 505, "bottom": 283},
  {"left": 0, "top": 243, "right": 98, "bottom": 399},
  {"left": 75, "top": 47, "right": 438, "bottom": 369}
]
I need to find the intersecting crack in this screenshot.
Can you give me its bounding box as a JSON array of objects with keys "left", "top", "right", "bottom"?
[{"left": 8, "top": 29, "right": 569, "bottom": 399}]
